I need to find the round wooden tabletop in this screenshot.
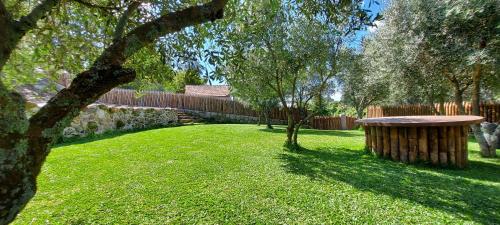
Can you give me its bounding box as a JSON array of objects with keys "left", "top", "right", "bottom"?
[{"left": 355, "top": 115, "right": 484, "bottom": 127}]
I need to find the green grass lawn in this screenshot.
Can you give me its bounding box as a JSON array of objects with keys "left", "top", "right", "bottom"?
[{"left": 13, "top": 124, "right": 500, "bottom": 224}]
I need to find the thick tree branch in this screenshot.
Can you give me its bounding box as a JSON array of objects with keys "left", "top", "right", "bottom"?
[
  {"left": 95, "top": 0, "right": 228, "bottom": 67},
  {"left": 27, "top": 67, "right": 136, "bottom": 176},
  {"left": 0, "top": 0, "right": 60, "bottom": 69},
  {"left": 0, "top": 0, "right": 11, "bottom": 24},
  {"left": 72, "top": 0, "right": 119, "bottom": 11},
  {"left": 113, "top": 1, "right": 141, "bottom": 42},
  {"left": 12, "top": 0, "right": 60, "bottom": 34}
]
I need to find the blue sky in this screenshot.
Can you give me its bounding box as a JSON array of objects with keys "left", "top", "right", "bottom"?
[
  {"left": 350, "top": 0, "right": 387, "bottom": 49},
  {"left": 206, "top": 0, "right": 387, "bottom": 101},
  {"left": 330, "top": 0, "right": 387, "bottom": 100}
]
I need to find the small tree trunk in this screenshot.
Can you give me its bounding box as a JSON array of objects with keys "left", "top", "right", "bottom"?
[
  {"left": 454, "top": 89, "right": 465, "bottom": 115},
  {"left": 356, "top": 108, "right": 364, "bottom": 119},
  {"left": 286, "top": 113, "right": 295, "bottom": 146},
  {"left": 438, "top": 96, "right": 445, "bottom": 115},
  {"left": 257, "top": 110, "right": 262, "bottom": 126},
  {"left": 264, "top": 108, "right": 273, "bottom": 129},
  {"left": 429, "top": 101, "right": 439, "bottom": 115},
  {"left": 292, "top": 122, "right": 301, "bottom": 146}
]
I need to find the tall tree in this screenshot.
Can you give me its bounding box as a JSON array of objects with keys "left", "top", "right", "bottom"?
[
  {"left": 0, "top": 0, "right": 229, "bottom": 223},
  {"left": 362, "top": 0, "right": 454, "bottom": 107},
  {"left": 441, "top": 0, "right": 499, "bottom": 157},
  {"left": 339, "top": 49, "right": 387, "bottom": 119},
  {"left": 363, "top": 0, "right": 498, "bottom": 156},
  {"left": 220, "top": 0, "right": 375, "bottom": 147},
  {"left": 225, "top": 49, "right": 279, "bottom": 129}
]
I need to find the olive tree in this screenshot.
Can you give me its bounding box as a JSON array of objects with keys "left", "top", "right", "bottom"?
[
  {"left": 225, "top": 49, "right": 279, "bottom": 129},
  {"left": 0, "top": 0, "right": 229, "bottom": 223},
  {"left": 220, "top": 0, "right": 375, "bottom": 147},
  {"left": 362, "top": 0, "right": 454, "bottom": 107},
  {"left": 339, "top": 49, "right": 388, "bottom": 119},
  {"left": 442, "top": 0, "right": 499, "bottom": 157},
  {"left": 363, "top": 0, "right": 498, "bottom": 156}
]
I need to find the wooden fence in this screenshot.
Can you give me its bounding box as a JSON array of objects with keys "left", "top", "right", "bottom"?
[
  {"left": 367, "top": 102, "right": 500, "bottom": 123},
  {"left": 311, "top": 115, "right": 357, "bottom": 130},
  {"left": 98, "top": 88, "right": 292, "bottom": 120},
  {"left": 98, "top": 88, "right": 357, "bottom": 130}
]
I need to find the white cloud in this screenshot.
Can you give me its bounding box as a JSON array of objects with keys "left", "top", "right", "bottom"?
[
  {"left": 368, "top": 20, "right": 384, "bottom": 33},
  {"left": 331, "top": 92, "right": 342, "bottom": 101}
]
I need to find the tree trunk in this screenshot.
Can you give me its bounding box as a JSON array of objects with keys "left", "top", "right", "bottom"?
[
  {"left": 264, "top": 109, "right": 273, "bottom": 129},
  {"left": 286, "top": 113, "right": 295, "bottom": 146},
  {"left": 454, "top": 89, "right": 465, "bottom": 115},
  {"left": 438, "top": 97, "right": 445, "bottom": 116},
  {"left": 0, "top": 81, "right": 33, "bottom": 224},
  {"left": 292, "top": 123, "right": 301, "bottom": 146},
  {"left": 470, "top": 38, "right": 496, "bottom": 157},
  {"left": 356, "top": 108, "right": 364, "bottom": 119},
  {"left": 1, "top": 67, "right": 136, "bottom": 224},
  {"left": 257, "top": 110, "right": 262, "bottom": 126},
  {"left": 314, "top": 93, "right": 325, "bottom": 114},
  {"left": 291, "top": 112, "right": 316, "bottom": 147},
  {"left": 470, "top": 61, "right": 495, "bottom": 157}
]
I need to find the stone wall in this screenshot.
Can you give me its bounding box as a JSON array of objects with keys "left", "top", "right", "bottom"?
[
  {"left": 178, "top": 109, "right": 287, "bottom": 125},
  {"left": 62, "top": 104, "right": 178, "bottom": 138}
]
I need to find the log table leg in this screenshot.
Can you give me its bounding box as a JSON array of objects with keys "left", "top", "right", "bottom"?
[
  {"left": 438, "top": 127, "right": 448, "bottom": 166},
  {"left": 454, "top": 126, "right": 462, "bottom": 168},
  {"left": 461, "top": 126, "right": 469, "bottom": 168},
  {"left": 408, "top": 127, "right": 418, "bottom": 163},
  {"left": 365, "top": 128, "right": 371, "bottom": 153},
  {"left": 390, "top": 127, "right": 399, "bottom": 161},
  {"left": 383, "top": 127, "right": 391, "bottom": 158},
  {"left": 398, "top": 127, "right": 408, "bottom": 163},
  {"left": 376, "top": 127, "right": 383, "bottom": 157},
  {"left": 418, "top": 127, "right": 428, "bottom": 162},
  {"left": 447, "top": 127, "right": 456, "bottom": 166},
  {"left": 429, "top": 127, "right": 439, "bottom": 165},
  {"left": 370, "top": 127, "right": 377, "bottom": 154}
]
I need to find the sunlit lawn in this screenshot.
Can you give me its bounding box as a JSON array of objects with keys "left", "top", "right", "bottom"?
[{"left": 14, "top": 124, "right": 500, "bottom": 224}]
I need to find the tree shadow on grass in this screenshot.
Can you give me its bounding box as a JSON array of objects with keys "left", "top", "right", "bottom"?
[
  {"left": 259, "top": 127, "right": 364, "bottom": 137},
  {"left": 279, "top": 147, "right": 500, "bottom": 224}
]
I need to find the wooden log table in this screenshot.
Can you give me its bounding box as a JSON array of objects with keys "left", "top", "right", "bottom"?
[{"left": 355, "top": 116, "right": 484, "bottom": 168}]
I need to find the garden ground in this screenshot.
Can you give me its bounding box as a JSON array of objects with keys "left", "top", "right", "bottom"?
[{"left": 13, "top": 124, "right": 499, "bottom": 224}]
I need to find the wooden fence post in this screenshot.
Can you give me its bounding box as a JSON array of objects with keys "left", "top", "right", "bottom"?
[{"left": 340, "top": 114, "right": 347, "bottom": 130}]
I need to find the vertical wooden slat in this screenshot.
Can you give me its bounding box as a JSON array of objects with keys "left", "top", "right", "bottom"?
[
  {"left": 398, "top": 127, "right": 408, "bottom": 163},
  {"left": 447, "top": 126, "right": 456, "bottom": 166},
  {"left": 438, "top": 127, "right": 448, "bottom": 166},
  {"left": 376, "top": 127, "right": 383, "bottom": 157},
  {"left": 408, "top": 127, "right": 418, "bottom": 163},
  {"left": 382, "top": 127, "right": 391, "bottom": 158},
  {"left": 370, "top": 127, "right": 377, "bottom": 154},
  {"left": 418, "top": 127, "right": 429, "bottom": 162},
  {"left": 390, "top": 127, "right": 399, "bottom": 161},
  {"left": 365, "top": 127, "right": 371, "bottom": 152},
  {"left": 454, "top": 126, "right": 463, "bottom": 168},
  {"left": 429, "top": 127, "right": 439, "bottom": 165},
  {"left": 461, "top": 126, "right": 469, "bottom": 168}
]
